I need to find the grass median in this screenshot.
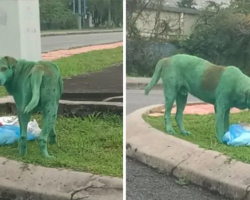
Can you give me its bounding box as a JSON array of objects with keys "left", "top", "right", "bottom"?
[
  {"left": 0, "top": 47, "right": 123, "bottom": 177},
  {"left": 144, "top": 111, "right": 250, "bottom": 164},
  {"left": 0, "top": 46, "right": 123, "bottom": 97},
  {"left": 0, "top": 114, "right": 123, "bottom": 177}
]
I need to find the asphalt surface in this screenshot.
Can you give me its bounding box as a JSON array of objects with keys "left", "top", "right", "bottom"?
[
  {"left": 41, "top": 32, "right": 122, "bottom": 52},
  {"left": 126, "top": 90, "right": 201, "bottom": 114},
  {"left": 62, "top": 64, "right": 123, "bottom": 101},
  {"left": 126, "top": 89, "right": 229, "bottom": 200}
]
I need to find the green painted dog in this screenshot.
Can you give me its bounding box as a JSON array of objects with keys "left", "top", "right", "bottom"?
[
  {"left": 0, "top": 56, "right": 63, "bottom": 158},
  {"left": 145, "top": 54, "right": 250, "bottom": 142}
]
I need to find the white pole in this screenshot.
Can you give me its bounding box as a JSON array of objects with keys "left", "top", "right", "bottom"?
[
  {"left": 78, "top": 0, "right": 82, "bottom": 30},
  {"left": 0, "top": 0, "right": 41, "bottom": 61}
]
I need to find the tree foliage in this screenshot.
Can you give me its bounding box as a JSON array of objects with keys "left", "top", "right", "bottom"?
[
  {"left": 126, "top": 0, "right": 179, "bottom": 76},
  {"left": 179, "top": 0, "right": 250, "bottom": 75},
  {"left": 87, "top": 0, "right": 123, "bottom": 27},
  {"left": 39, "top": 0, "right": 122, "bottom": 30},
  {"left": 39, "top": 0, "right": 77, "bottom": 30},
  {"left": 176, "top": 0, "right": 197, "bottom": 9}
]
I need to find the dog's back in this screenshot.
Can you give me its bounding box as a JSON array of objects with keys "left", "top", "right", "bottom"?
[
  {"left": 11, "top": 60, "right": 63, "bottom": 113},
  {"left": 145, "top": 54, "right": 228, "bottom": 104}
]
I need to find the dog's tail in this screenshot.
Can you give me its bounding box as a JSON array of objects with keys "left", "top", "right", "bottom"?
[
  {"left": 24, "top": 70, "right": 44, "bottom": 114},
  {"left": 145, "top": 58, "right": 165, "bottom": 95}
]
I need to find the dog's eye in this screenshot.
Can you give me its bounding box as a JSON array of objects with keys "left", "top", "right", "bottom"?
[{"left": 0, "top": 67, "right": 7, "bottom": 72}]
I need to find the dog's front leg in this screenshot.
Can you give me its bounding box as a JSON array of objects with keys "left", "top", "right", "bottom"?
[
  {"left": 224, "top": 109, "right": 230, "bottom": 133},
  {"left": 164, "top": 90, "right": 176, "bottom": 135},
  {"left": 18, "top": 110, "right": 31, "bottom": 157},
  {"left": 215, "top": 105, "right": 227, "bottom": 143}
]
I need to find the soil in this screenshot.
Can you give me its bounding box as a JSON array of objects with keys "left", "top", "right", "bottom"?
[{"left": 62, "top": 63, "right": 123, "bottom": 101}]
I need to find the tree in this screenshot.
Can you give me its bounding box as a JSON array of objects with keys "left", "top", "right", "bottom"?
[
  {"left": 179, "top": 1, "right": 250, "bottom": 76},
  {"left": 230, "top": 0, "right": 250, "bottom": 14},
  {"left": 39, "top": 0, "right": 76, "bottom": 30},
  {"left": 86, "top": 0, "right": 122, "bottom": 27},
  {"left": 176, "top": 0, "right": 197, "bottom": 9}
]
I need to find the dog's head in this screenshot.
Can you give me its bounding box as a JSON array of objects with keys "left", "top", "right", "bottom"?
[{"left": 0, "top": 56, "right": 17, "bottom": 85}]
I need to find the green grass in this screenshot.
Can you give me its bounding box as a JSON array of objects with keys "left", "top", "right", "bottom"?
[
  {"left": 0, "top": 47, "right": 123, "bottom": 97},
  {"left": 144, "top": 111, "right": 250, "bottom": 164},
  {"left": 0, "top": 114, "right": 123, "bottom": 177}
]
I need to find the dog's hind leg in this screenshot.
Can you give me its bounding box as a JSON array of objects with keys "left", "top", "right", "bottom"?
[
  {"left": 175, "top": 92, "right": 191, "bottom": 135},
  {"left": 164, "top": 87, "right": 176, "bottom": 135},
  {"left": 18, "top": 111, "right": 31, "bottom": 157},
  {"left": 39, "top": 104, "right": 57, "bottom": 158},
  {"left": 224, "top": 109, "right": 230, "bottom": 133},
  {"left": 49, "top": 126, "right": 57, "bottom": 144},
  {"left": 215, "top": 104, "right": 227, "bottom": 143}
]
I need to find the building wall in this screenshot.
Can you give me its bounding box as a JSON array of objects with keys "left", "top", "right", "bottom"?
[{"left": 134, "top": 8, "right": 199, "bottom": 37}]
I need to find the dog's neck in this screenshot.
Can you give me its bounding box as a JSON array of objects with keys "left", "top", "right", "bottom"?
[{"left": 4, "top": 59, "right": 36, "bottom": 94}]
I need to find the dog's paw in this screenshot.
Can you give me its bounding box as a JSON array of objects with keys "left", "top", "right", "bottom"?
[
  {"left": 182, "top": 130, "right": 191, "bottom": 136},
  {"left": 43, "top": 154, "right": 56, "bottom": 159},
  {"left": 18, "top": 146, "right": 27, "bottom": 157},
  {"left": 18, "top": 139, "right": 27, "bottom": 157},
  {"left": 166, "top": 127, "right": 176, "bottom": 135}
]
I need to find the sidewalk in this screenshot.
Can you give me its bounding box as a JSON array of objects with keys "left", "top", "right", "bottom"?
[
  {"left": 42, "top": 41, "right": 123, "bottom": 60},
  {"left": 41, "top": 28, "right": 123, "bottom": 37},
  {"left": 148, "top": 103, "right": 242, "bottom": 117},
  {"left": 0, "top": 156, "right": 122, "bottom": 200}
]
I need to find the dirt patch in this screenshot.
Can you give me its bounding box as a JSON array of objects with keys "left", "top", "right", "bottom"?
[
  {"left": 147, "top": 103, "right": 243, "bottom": 117},
  {"left": 62, "top": 63, "right": 123, "bottom": 101},
  {"left": 63, "top": 63, "right": 122, "bottom": 93}
]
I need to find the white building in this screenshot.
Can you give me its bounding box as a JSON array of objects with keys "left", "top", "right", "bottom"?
[{"left": 165, "top": 0, "right": 231, "bottom": 9}]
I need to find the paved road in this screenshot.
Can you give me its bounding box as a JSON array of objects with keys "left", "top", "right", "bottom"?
[
  {"left": 126, "top": 89, "right": 229, "bottom": 200},
  {"left": 41, "top": 32, "right": 122, "bottom": 52},
  {"left": 126, "top": 90, "right": 201, "bottom": 114}
]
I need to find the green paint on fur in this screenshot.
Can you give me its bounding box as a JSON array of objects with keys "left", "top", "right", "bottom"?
[
  {"left": 145, "top": 54, "right": 250, "bottom": 142},
  {"left": 0, "top": 56, "right": 63, "bottom": 158}
]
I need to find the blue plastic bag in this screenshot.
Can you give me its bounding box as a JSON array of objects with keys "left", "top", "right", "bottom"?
[
  {"left": 0, "top": 125, "right": 39, "bottom": 146},
  {"left": 0, "top": 128, "right": 19, "bottom": 145},
  {"left": 223, "top": 124, "right": 250, "bottom": 146}
]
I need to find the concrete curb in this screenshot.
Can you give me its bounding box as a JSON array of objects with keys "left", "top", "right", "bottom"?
[
  {"left": 126, "top": 104, "right": 250, "bottom": 200},
  {"left": 41, "top": 29, "right": 123, "bottom": 37},
  {"left": 126, "top": 77, "right": 163, "bottom": 90},
  {"left": 0, "top": 96, "right": 123, "bottom": 116},
  {"left": 0, "top": 157, "right": 123, "bottom": 200}
]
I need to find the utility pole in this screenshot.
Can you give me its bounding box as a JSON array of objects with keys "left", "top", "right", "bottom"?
[
  {"left": 78, "top": 0, "right": 82, "bottom": 30},
  {"left": 73, "top": 0, "right": 75, "bottom": 14},
  {"left": 108, "top": 0, "right": 111, "bottom": 28},
  {"left": 83, "top": 0, "right": 86, "bottom": 28}
]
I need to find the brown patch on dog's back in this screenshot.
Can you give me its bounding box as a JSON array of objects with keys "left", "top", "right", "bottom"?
[
  {"left": 201, "top": 64, "right": 225, "bottom": 91},
  {"left": 163, "top": 57, "right": 171, "bottom": 67},
  {"left": 33, "top": 62, "right": 55, "bottom": 76}
]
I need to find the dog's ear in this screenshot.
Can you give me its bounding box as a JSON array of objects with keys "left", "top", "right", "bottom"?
[{"left": 2, "top": 56, "right": 17, "bottom": 68}]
